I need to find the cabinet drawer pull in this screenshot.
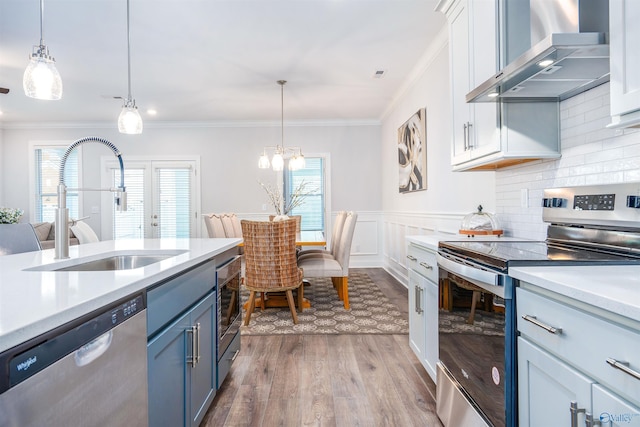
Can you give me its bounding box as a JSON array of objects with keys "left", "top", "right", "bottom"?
[
  {"left": 570, "top": 401, "right": 585, "bottom": 427},
  {"left": 406, "top": 255, "right": 417, "bottom": 261},
  {"left": 230, "top": 349, "right": 240, "bottom": 362},
  {"left": 419, "top": 262, "right": 433, "bottom": 270},
  {"left": 195, "top": 322, "right": 201, "bottom": 364},
  {"left": 415, "top": 286, "right": 423, "bottom": 314},
  {"left": 606, "top": 358, "right": 640, "bottom": 381},
  {"left": 522, "top": 315, "right": 562, "bottom": 334},
  {"left": 186, "top": 327, "right": 197, "bottom": 367}
]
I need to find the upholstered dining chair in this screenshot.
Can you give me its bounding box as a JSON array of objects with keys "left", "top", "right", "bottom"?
[
  {"left": 203, "top": 213, "right": 242, "bottom": 238},
  {"left": 297, "top": 210, "right": 347, "bottom": 260},
  {"left": 0, "top": 224, "right": 42, "bottom": 256},
  {"left": 297, "top": 211, "right": 357, "bottom": 309},
  {"left": 241, "top": 218, "right": 304, "bottom": 325}
]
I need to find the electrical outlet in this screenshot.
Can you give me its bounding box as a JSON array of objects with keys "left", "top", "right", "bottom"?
[{"left": 262, "top": 204, "right": 267, "bottom": 211}]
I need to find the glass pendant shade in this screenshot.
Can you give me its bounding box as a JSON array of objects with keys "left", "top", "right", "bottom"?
[
  {"left": 118, "top": 102, "right": 143, "bottom": 134},
  {"left": 272, "top": 153, "right": 284, "bottom": 171},
  {"left": 23, "top": 51, "right": 62, "bottom": 100},
  {"left": 289, "top": 154, "right": 304, "bottom": 171},
  {"left": 258, "top": 153, "right": 270, "bottom": 169}
]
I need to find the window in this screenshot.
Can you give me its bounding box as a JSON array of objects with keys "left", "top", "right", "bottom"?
[
  {"left": 285, "top": 157, "right": 325, "bottom": 232},
  {"left": 33, "top": 146, "right": 80, "bottom": 222}
]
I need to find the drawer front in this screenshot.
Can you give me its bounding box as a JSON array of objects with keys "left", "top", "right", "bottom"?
[
  {"left": 517, "top": 287, "right": 640, "bottom": 406},
  {"left": 147, "top": 259, "right": 216, "bottom": 337},
  {"left": 217, "top": 332, "right": 240, "bottom": 389},
  {"left": 407, "top": 243, "right": 438, "bottom": 282}
]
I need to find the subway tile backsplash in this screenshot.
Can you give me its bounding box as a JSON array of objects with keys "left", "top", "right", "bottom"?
[{"left": 495, "top": 83, "right": 640, "bottom": 240}]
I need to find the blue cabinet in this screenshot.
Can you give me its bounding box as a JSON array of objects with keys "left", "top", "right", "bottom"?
[
  {"left": 148, "top": 291, "right": 216, "bottom": 427},
  {"left": 147, "top": 258, "right": 219, "bottom": 427}
]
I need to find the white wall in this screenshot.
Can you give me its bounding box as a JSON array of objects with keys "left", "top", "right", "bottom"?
[
  {"left": 0, "top": 122, "right": 383, "bottom": 261},
  {"left": 0, "top": 129, "right": 4, "bottom": 205},
  {"left": 380, "top": 30, "right": 496, "bottom": 283},
  {"left": 496, "top": 83, "right": 640, "bottom": 240}
]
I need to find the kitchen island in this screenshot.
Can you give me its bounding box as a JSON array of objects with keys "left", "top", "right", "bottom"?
[
  {"left": 0, "top": 238, "right": 242, "bottom": 427},
  {"left": 0, "top": 238, "right": 241, "bottom": 353}
]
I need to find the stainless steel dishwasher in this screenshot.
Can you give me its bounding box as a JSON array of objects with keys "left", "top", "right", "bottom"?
[{"left": 0, "top": 293, "right": 148, "bottom": 427}]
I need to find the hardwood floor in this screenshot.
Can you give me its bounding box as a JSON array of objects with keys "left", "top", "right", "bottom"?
[{"left": 201, "top": 268, "right": 443, "bottom": 427}]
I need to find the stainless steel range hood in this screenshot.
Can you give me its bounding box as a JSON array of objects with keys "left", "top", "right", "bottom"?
[{"left": 467, "top": 0, "right": 609, "bottom": 103}]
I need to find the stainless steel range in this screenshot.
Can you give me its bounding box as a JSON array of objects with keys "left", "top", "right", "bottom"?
[{"left": 436, "top": 183, "right": 640, "bottom": 427}]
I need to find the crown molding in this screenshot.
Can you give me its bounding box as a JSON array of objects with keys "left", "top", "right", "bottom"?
[{"left": 0, "top": 118, "right": 381, "bottom": 131}]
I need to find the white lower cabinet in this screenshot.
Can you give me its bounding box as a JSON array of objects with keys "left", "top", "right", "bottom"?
[
  {"left": 517, "top": 285, "right": 640, "bottom": 427},
  {"left": 518, "top": 337, "right": 593, "bottom": 427},
  {"left": 407, "top": 243, "right": 438, "bottom": 382}
]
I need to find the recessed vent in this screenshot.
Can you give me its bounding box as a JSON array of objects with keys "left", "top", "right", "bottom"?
[{"left": 372, "top": 69, "right": 386, "bottom": 78}]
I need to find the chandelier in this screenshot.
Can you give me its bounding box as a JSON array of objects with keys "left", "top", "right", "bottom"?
[{"left": 258, "top": 80, "right": 305, "bottom": 171}]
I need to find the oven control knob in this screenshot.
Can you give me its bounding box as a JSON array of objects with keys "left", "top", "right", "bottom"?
[
  {"left": 543, "top": 197, "right": 565, "bottom": 208},
  {"left": 627, "top": 195, "right": 640, "bottom": 208}
]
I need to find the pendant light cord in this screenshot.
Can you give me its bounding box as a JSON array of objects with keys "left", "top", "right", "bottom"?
[
  {"left": 39, "top": 0, "right": 44, "bottom": 46},
  {"left": 278, "top": 80, "right": 286, "bottom": 152},
  {"left": 126, "top": 0, "right": 132, "bottom": 101}
]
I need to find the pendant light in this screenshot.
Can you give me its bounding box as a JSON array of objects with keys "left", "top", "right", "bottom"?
[
  {"left": 118, "top": 0, "right": 143, "bottom": 134},
  {"left": 258, "top": 80, "right": 305, "bottom": 171},
  {"left": 23, "top": 0, "right": 62, "bottom": 100}
]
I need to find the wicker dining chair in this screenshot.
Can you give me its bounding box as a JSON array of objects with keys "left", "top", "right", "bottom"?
[{"left": 241, "top": 218, "right": 304, "bottom": 325}]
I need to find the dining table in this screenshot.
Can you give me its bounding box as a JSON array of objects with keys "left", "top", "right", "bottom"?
[{"left": 241, "top": 230, "right": 326, "bottom": 310}]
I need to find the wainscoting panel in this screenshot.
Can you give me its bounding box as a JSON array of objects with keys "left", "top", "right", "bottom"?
[{"left": 383, "top": 212, "right": 465, "bottom": 287}]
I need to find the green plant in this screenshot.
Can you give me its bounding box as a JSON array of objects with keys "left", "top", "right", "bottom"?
[
  {"left": 0, "top": 207, "right": 24, "bottom": 224},
  {"left": 259, "top": 180, "right": 315, "bottom": 216}
]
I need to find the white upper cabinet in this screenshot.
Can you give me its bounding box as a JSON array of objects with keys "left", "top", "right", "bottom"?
[
  {"left": 608, "top": 0, "right": 640, "bottom": 129},
  {"left": 437, "top": 0, "right": 561, "bottom": 171},
  {"left": 443, "top": 0, "right": 501, "bottom": 167}
]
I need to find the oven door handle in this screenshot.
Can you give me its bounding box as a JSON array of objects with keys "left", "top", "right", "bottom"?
[{"left": 437, "top": 253, "right": 506, "bottom": 298}]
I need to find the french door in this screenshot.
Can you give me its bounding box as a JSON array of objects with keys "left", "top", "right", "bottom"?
[{"left": 102, "top": 159, "right": 199, "bottom": 239}]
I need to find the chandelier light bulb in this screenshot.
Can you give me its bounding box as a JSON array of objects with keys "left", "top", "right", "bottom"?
[
  {"left": 258, "top": 152, "right": 270, "bottom": 169},
  {"left": 272, "top": 153, "right": 284, "bottom": 171}
]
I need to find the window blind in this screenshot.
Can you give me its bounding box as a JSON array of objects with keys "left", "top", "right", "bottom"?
[
  {"left": 34, "top": 147, "right": 79, "bottom": 222},
  {"left": 113, "top": 169, "right": 145, "bottom": 239},
  {"left": 156, "top": 167, "right": 191, "bottom": 238},
  {"left": 286, "top": 157, "right": 324, "bottom": 232}
]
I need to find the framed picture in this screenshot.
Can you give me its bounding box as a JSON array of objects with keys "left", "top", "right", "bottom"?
[{"left": 398, "top": 108, "right": 427, "bottom": 193}]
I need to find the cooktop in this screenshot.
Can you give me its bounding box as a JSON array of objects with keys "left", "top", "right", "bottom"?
[{"left": 438, "top": 240, "right": 640, "bottom": 272}]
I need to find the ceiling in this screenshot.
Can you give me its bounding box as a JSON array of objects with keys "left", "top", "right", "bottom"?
[{"left": 0, "top": 0, "right": 445, "bottom": 126}]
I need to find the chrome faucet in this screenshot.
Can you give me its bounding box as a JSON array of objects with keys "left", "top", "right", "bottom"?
[{"left": 55, "top": 137, "right": 127, "bottom": 259}]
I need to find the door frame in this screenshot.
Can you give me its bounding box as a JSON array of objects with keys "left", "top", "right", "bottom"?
[{"left": 100, "top": 155, "right": 201, "bottom": 239}]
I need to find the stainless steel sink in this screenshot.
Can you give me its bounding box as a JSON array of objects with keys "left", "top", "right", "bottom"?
[
  {"left": 54, "top": 254, "right": 174, "bottom": 271},
  {"left": 25, "top": 250, "right": 188, "bottom": 272}
]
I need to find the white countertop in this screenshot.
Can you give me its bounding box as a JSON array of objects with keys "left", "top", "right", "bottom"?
[
  {"left": 0, "top": 238, "right": 241, "bottom": 353},
  {"left": 510, "top": 265, "right": 640, "bottom": 324},
  {"left": 406, "top": 233, "right": 525, "bottom": 251}
]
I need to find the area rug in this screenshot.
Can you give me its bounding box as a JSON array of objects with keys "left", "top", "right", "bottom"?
[{"left": 240, "top": 271, "right": 409, "bottom": 335}]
